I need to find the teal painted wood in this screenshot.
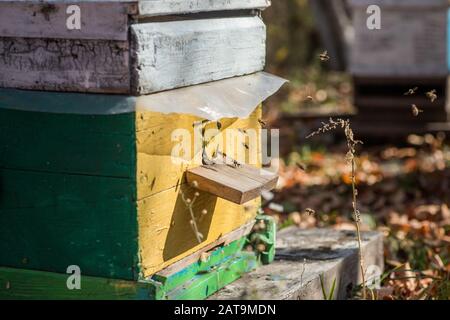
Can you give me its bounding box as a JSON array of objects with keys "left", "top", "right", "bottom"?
[
  {"left": 0, "top": 267, "right": 153, "bottom": 300},
  {"left": 0, "top": 88, "right": 136, "bottom": 115},
  {"left": 0, "top": 168, "right": 139, "bottom": 280},
  {"left": 0, "top": 108, "right": 136, "bottom": 178},
  {"left": 0, "top": 236, "right": 261, "bottom": 300},
  {"left": 152, "top": 237, "right": 247, "bottom": 292},
  {"left": 163, "top": 252, "right": 259, "bottom": 300}
]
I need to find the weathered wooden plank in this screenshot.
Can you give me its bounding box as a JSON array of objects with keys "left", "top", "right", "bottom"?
[
  {"left": 0, "top": 168, "right": 139, "bottom": 280},
  {"left": 137, "top": 183, "right": 260, "bottom": 277},
  {"left": 0, "top": 37, "right": 130, "bottom": 93},
  {"left": 0, "top": 266, "right": 154, "bottom": 300},
  {"left": 210, "top": 228, "right": 384, "bottom": 300},
  {"left": 0, "top": 1, "right": 135, "bottom": 40},
  {"left": 138, "top": 0, "right": 271, "bottom": 17},
  {"left": 130, "top": 16, "right": 266, "bottom": 94},
  {"left": 0, "top": 108, "right": 136, "bottom": 178},
  {"left": 186, "top": 163, "right": 277, "bottom": 205}
]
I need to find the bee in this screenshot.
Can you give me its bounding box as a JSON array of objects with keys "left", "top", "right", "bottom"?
[
  {"left": 295, "top": 161, "right": 307, "bottom": 171},
  {"left": 404, "top": 87, "right": 418, "bottom": 96},
  {"left": 305, "top": 208, "right": 316, "bottom": 216},
  {"left": 426, "top": 89, "right": 437, "bottom": 103},
  {"left": 242, "top": 142, "right": 249, "bottom": 150},
  {"left": 319, "top": 50, "right": 330, "bottom": 62},
  {"left": 216, "top": 121, "right": 222, "bottom": 130},
  {"left": 231, "top": 159, "right": 241, "bottom": 168},
  {"left": 411, "top": 104, "right": 423, "bottom": 117},
  {"left": 258, "top": 119, "right": 267, "bottom": 127}
]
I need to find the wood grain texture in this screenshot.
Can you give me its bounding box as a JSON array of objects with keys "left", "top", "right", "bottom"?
[
  {"left": 135, "top": 105, "right": 262, "bottom": 200},
  {"left": 0, "top": 266, "right": 156, "bottom": 300},
  {"left": 130, "top": 16, "right": 266, "bottom": 94},
  {"left": 137, "top": 183, "right": 260, "bottom": 277},
  {"left": 0, "top": 168, "right": 139, "bottom": 280},
  {"left": 210, "top": 228, "right": 384, "bottom": 300},
  {"left": 187, "top": 164, "right": 278, "bottom": 204},
  {"left": 0, "top": 108, "right": 136, "bottom": 178},
  {"left": 0, "top": 1, "right": 135, "bottom": 40},
  {"left": 155, "top": 221, "right": 255, "bottom": 278},
  {"left": 0, "top": 37, "right": 130, "bottom": 93},
  {"left": 138, "top": 0, "right": 271, "bottom": 16}
]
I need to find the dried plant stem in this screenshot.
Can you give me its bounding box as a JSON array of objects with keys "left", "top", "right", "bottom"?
[
  {"left": 180, "top": 188, "right": 203, "bottom": 244},
  {"left": 351, "top": 158, "right": 366, "bottom": 299},
  {"left": 308, "top": 118, "right": 367, "bottom": 299}
]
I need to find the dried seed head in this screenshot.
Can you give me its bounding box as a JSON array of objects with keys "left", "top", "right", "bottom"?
[
  {"left": 194, "top": 192, "right": 200, "bottom": 197},
  {"left": 201, "top": 209, "right": 208, "bottom": 215},
  {"left": 191, "top": 180, "right": 199, "bottom": 188},
  {"left": 186, "top": 198, "right": 192, "bottom": 204}
]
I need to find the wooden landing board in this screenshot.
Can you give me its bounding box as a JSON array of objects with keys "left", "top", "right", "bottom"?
[
  {"left": 210, "top": 228, "right": 384, "bottom": 300},
  {"left": 187, "top": 163, "right": 278, "bottom": 204}
]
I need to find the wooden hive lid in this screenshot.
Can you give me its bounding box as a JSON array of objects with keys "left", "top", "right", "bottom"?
[{"left": 0, "top": 0, "right": 271, "bottom": 40}]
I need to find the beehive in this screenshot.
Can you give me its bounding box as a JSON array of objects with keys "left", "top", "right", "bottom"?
[
  {"left": 0, "top": 0, "right": 284, "bottom": 299},
  {"left": 349, "top": 0, "right": 448, "bottom": 77},
  {"left": 0, "top": 87, "right": 269, "bottom": 279},
  {"left": 0, "top": 0, "right": 270, "bottom": 94}
]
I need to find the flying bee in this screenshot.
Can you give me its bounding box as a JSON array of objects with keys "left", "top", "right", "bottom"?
[
  {"left": 216, "top": 121, "right": 222, "bottom": 130},
  {"left": 295, "top": 161, "right": 307, "bottom": 171},
  {"left": 411, "top": 104, "right": 423, "bottom": 117},
  {"left": 426, "top": 89, "right": 437, "bottom": 103},
  {"left": 258, "top": 119, "right": 267, "bottom": 127},
  {"left": 242, "top": 142, "right": 249, "bottom": 150},
  {"left": 305, "top": 208, "right": 316, "bottom": 216},
  {"left": 319, "top": 50, "right": 330, "bottom": 62},
  {"left": 404, "top": 87, "right": 418, "bottom": 96}
]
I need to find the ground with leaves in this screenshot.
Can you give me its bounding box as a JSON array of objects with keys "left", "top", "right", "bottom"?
[{"left": 264, "top": 133, "right": 450, "bottom": 300}]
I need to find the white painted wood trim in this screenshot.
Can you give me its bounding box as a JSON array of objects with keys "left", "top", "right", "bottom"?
[
  {"left": 0, "top": 1, "right": 135, "bottom": 40},
  {"left": 137, "top": 0, "right": 271, "bottom": 17},
  {"left": 130, "top": 16, "right": 266, "bottom": 94}
]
